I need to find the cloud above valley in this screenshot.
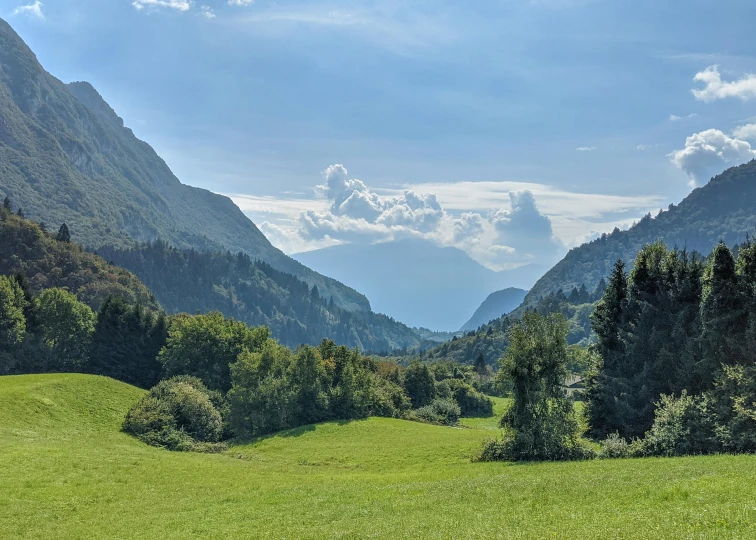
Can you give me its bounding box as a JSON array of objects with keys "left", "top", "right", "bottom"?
[{"left": 230, "top": 165, "right": 665, "bottom": 270}]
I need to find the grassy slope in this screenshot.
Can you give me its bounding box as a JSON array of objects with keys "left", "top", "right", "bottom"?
[{"left": 2, "top": 375, "right": 756, "bottom": 538}]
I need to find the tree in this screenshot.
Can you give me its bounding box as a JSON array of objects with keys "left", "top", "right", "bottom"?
[
  {"left": 402, "top": 361, "right": 436, "bottom": 408},
  {"left": 0, "top": 275, "right": 27, "bottom": 350},
  {"left": 698, "top": 242, "right": 747, "bottom": 389},
  {"left": 35, "top": 288, "right": 95, "bottom": 370},
  {"left": 56, "top": 223, "right": 71, "bottom": 243},
  {"left": 474, "top": 353, "right": 487, "bottom": 376},
  {"left": 87, "top": 298, "right": 165, "bottom": 388},
  {"left": 158, "top": 312, "right": 270, "bottom": 392},
  {"left": 2, "top": 197, "right": 10, "bottom": 211},
  {"left": 585, "top": 259, "right": 628, "bottom": 438},
  {"left": 289, "top": 346, "right": 328, "bottom": 425},
  {"left": 484, "top": 312, "right": 586, "bottom": 461}
]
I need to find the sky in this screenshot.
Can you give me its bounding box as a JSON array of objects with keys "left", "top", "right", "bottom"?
[{"left": 5, "top": 0, "right": 756, "bottom": 270}]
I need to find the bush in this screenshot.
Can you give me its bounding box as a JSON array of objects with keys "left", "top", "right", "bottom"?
[
  {"left": 410, "top": 398, "right": 461, "bottom": 426},
  {"left": 479, "top": 428, "right": 596, "bottom": 462},
  {"left": 436, "top": 379, "right": 493, "bottom": 417},
  {"left": 635, "top": 391, "right": 719, "bottom": 457},
  {"left": 123, "top": 376, "right": 226, "bottom": 452},
  {"left": 597, "top": 433, "right": 643, "bottom": 459}
]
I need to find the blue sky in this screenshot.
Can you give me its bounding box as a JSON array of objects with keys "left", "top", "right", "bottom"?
[{"left": 6, "top": 0, "right": 756, "bottom": 269}]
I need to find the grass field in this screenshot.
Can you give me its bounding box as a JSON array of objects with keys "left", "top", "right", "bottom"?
[{"left": 2, "top": 374, "right": 756, "bottom": 538}]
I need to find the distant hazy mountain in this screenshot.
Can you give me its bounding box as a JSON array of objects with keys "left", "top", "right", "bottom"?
[
  {"left": 0, "top": 18, "right": 366, "bottom": 312},
  {"left": 294, "top": 238, "right": 546, "bottom": 330},
  {"left": 460, "top": 288, "right": 528, "bottom": 331},
  {"left": 524, "top": 159, "right": 756, "bottom": 307}
]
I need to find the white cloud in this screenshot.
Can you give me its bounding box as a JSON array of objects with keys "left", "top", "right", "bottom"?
[
  {"left": 669, "top": 113, "right": 697, "bottom": 122},
  {"left": 488, "top": 191, "right": 563, "bottom": 261},
  {"left": 231, "top": 170, "right": 664, "bottom": 270},
  {"left": 453, "top": 212, "right": 484, "bottom": 243},
  {"left": 228, "top": 0, "right": 254, "bottom": 5},
  {"left": 12, "top": 1, "right": 44, "bottom": 18},
  {"left": 300, "top": 164, "right": 444, "bottom": 243},
  {"left": 199, "top": 5, "right": 215, "bottom": 18},
  {"left": 732, "top": 123, "right": 756, "bottom": 141},
  {"left": 576, "top": 146, "right": 596, "bottom": 152},
  {"left": 692, "top": 66, "right": 756, "bottom": 102},
  {"left": 132, "top": 0, "right": 193, "bottom": 12},
  {"left": 670, "top": 129, "right": 756, "bottom": 187}
]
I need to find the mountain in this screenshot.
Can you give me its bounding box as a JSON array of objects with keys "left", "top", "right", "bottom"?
[
  {"left": 460, "top": 288, "right": 528, "bottom": 331},
  {"left": 97, "top": 241, "right": 423, "bottom": 352},
  {"left": 293, "top": 238, "right": 546, "bottom": 331},
  {"left": 0, "top": 18, "right": 367, "bottom": 312},
  {"left": 523, "top": 160, "right": 756, "bottom": 307}
]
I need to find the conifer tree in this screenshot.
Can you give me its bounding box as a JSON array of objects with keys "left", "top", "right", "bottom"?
[
  {"left": 698, "top": 242, "right": 747, "bottom": 389},
  {"left": 56, "top": 223, "right": 71, "bottom": 243}
]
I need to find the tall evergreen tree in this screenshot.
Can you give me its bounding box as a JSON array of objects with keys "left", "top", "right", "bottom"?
[
  {"left": 698, "top": 242, "right": 748, "bottom": 389},
  {"left": 56, "top": 223, "right": 71, "bottom": 243}
]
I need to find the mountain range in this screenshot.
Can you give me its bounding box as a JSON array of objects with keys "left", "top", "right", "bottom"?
[
  {"left": 0, "top": 18, "right": 366, "bottom": 312},
  {"left": 294, "top": 238, "right": 545, "bottom": 331}
]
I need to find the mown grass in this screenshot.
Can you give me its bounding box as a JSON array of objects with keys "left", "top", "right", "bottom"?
[{"left": 2, "top": 374, "right": 756, "bottom": 538}]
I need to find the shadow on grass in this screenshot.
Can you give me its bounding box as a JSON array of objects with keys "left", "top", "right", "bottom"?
[{"left": 231, "top": 419, "right": 357, "bottom": 446}]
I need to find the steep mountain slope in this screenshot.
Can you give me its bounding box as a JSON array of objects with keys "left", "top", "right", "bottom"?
[
  {"left": 460, "top": 288, "right": 527, "bottom": 331},
  {"left": 97, "top": 241, "right": 423, "bottom": 351},
  {"left": 0, "top": 207, "right": 157, "bottom": 311},
  {"left": 294, "top": 238, "right": 546, "bottom": 330},
  {"left": 0, "top": 18, "right": 367, "bottom": 312},
  {"left": 524, "top": 160, "right": 756, "bottom": 306}
]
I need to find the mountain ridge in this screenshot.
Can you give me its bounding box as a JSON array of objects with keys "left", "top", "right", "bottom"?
[
  {"left": 523, "top": 159, "right": 756, "bottom": 306},
  {"left": 0, "top": 17, "right": 368, "bottom": 312},
  {"left": 460, "top": 288, "right": 528, "bottom": 332}
]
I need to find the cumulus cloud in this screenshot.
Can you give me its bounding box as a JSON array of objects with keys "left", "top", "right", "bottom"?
[
  {"left": 12, "top": 1, "right": 44, "bottom": 18},
  {"left": 488, "top": 191, "right": 562, "bottom": 259},
  {"left": 576, "top": 146, "right": 596, "bottom": 152},
  {"left": 670, "top": 129, "right": 756, "bottom": 186},
  {"left": 132, "top": 0, "right": 193, "bottom": 12},
  {"left": 692, "top": 66, "right": 756, "bottom": 102},
  {"left": 733, "top": 123, "right": 756, "bottom": 141},
  {"left": 453, "top": 213, "right": 484, "bottom": 243},
  {"left": 299, "top": 164, "right": 444, "bottom": 243}
]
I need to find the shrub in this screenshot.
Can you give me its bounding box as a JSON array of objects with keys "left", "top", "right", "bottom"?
[
  {"left": 635, "top": 391, "right": 719, "bottom": 457},
  {"left": 479, "top": 427, "right": 596, "bottom": 462},
  {"left": 123, "top": 376, "right": 225, "bottom": 452},
  {"left": 436, "top": 379, "right": 493, "bottom": 417},
  {"left": 410, "top": 398, "right": 461, "bottom": 426},
  {"left": 598, "top": 433, "right": 641, "bottom": 459}
]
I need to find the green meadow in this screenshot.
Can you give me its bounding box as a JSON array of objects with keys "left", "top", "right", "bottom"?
[{"left": 2, "top": 374, "right": 755, "bottom": 539}]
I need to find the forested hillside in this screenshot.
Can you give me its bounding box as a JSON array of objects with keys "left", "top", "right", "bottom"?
[
  {"left": 524, "top": 160, "right": 756, "bottom": 306},
  {"left": 0, "top": 201, "right": 156, "bottom": 311},
  {"left": 0, "top": 18, "right": 367, "bottom": 312},
  {"left": 419, "top": 281, "right": 604, "bottom": 366},
  {"left": 97, "top": 241, "right": 424, "bottom": 351},
  {"left": 460, "top": 288, "right": 528, "bottom": 331}
]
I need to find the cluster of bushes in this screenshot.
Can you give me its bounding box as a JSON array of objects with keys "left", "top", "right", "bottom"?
[
  {"left": 123, "top": 376, "right": 226, "bottom": 452},
  {"left": 409, "top": 399, "right": 461, "bottom": 426},
  {"left": 398, "top": 361, "right": 493, "bottom": 426}
]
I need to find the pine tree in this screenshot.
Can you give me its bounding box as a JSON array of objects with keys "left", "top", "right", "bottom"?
[
  {"left": 585, "top": 259, "right": 628, "bottom": 438},
  {"left": 56, "top": 223, "right": 71, "bottom": 243},
  {"left": 698, "top": 242, "right": 747, "bottom": 390},
  {"left": 2, "top": 197, "right": 10, "bottom": 211}
]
